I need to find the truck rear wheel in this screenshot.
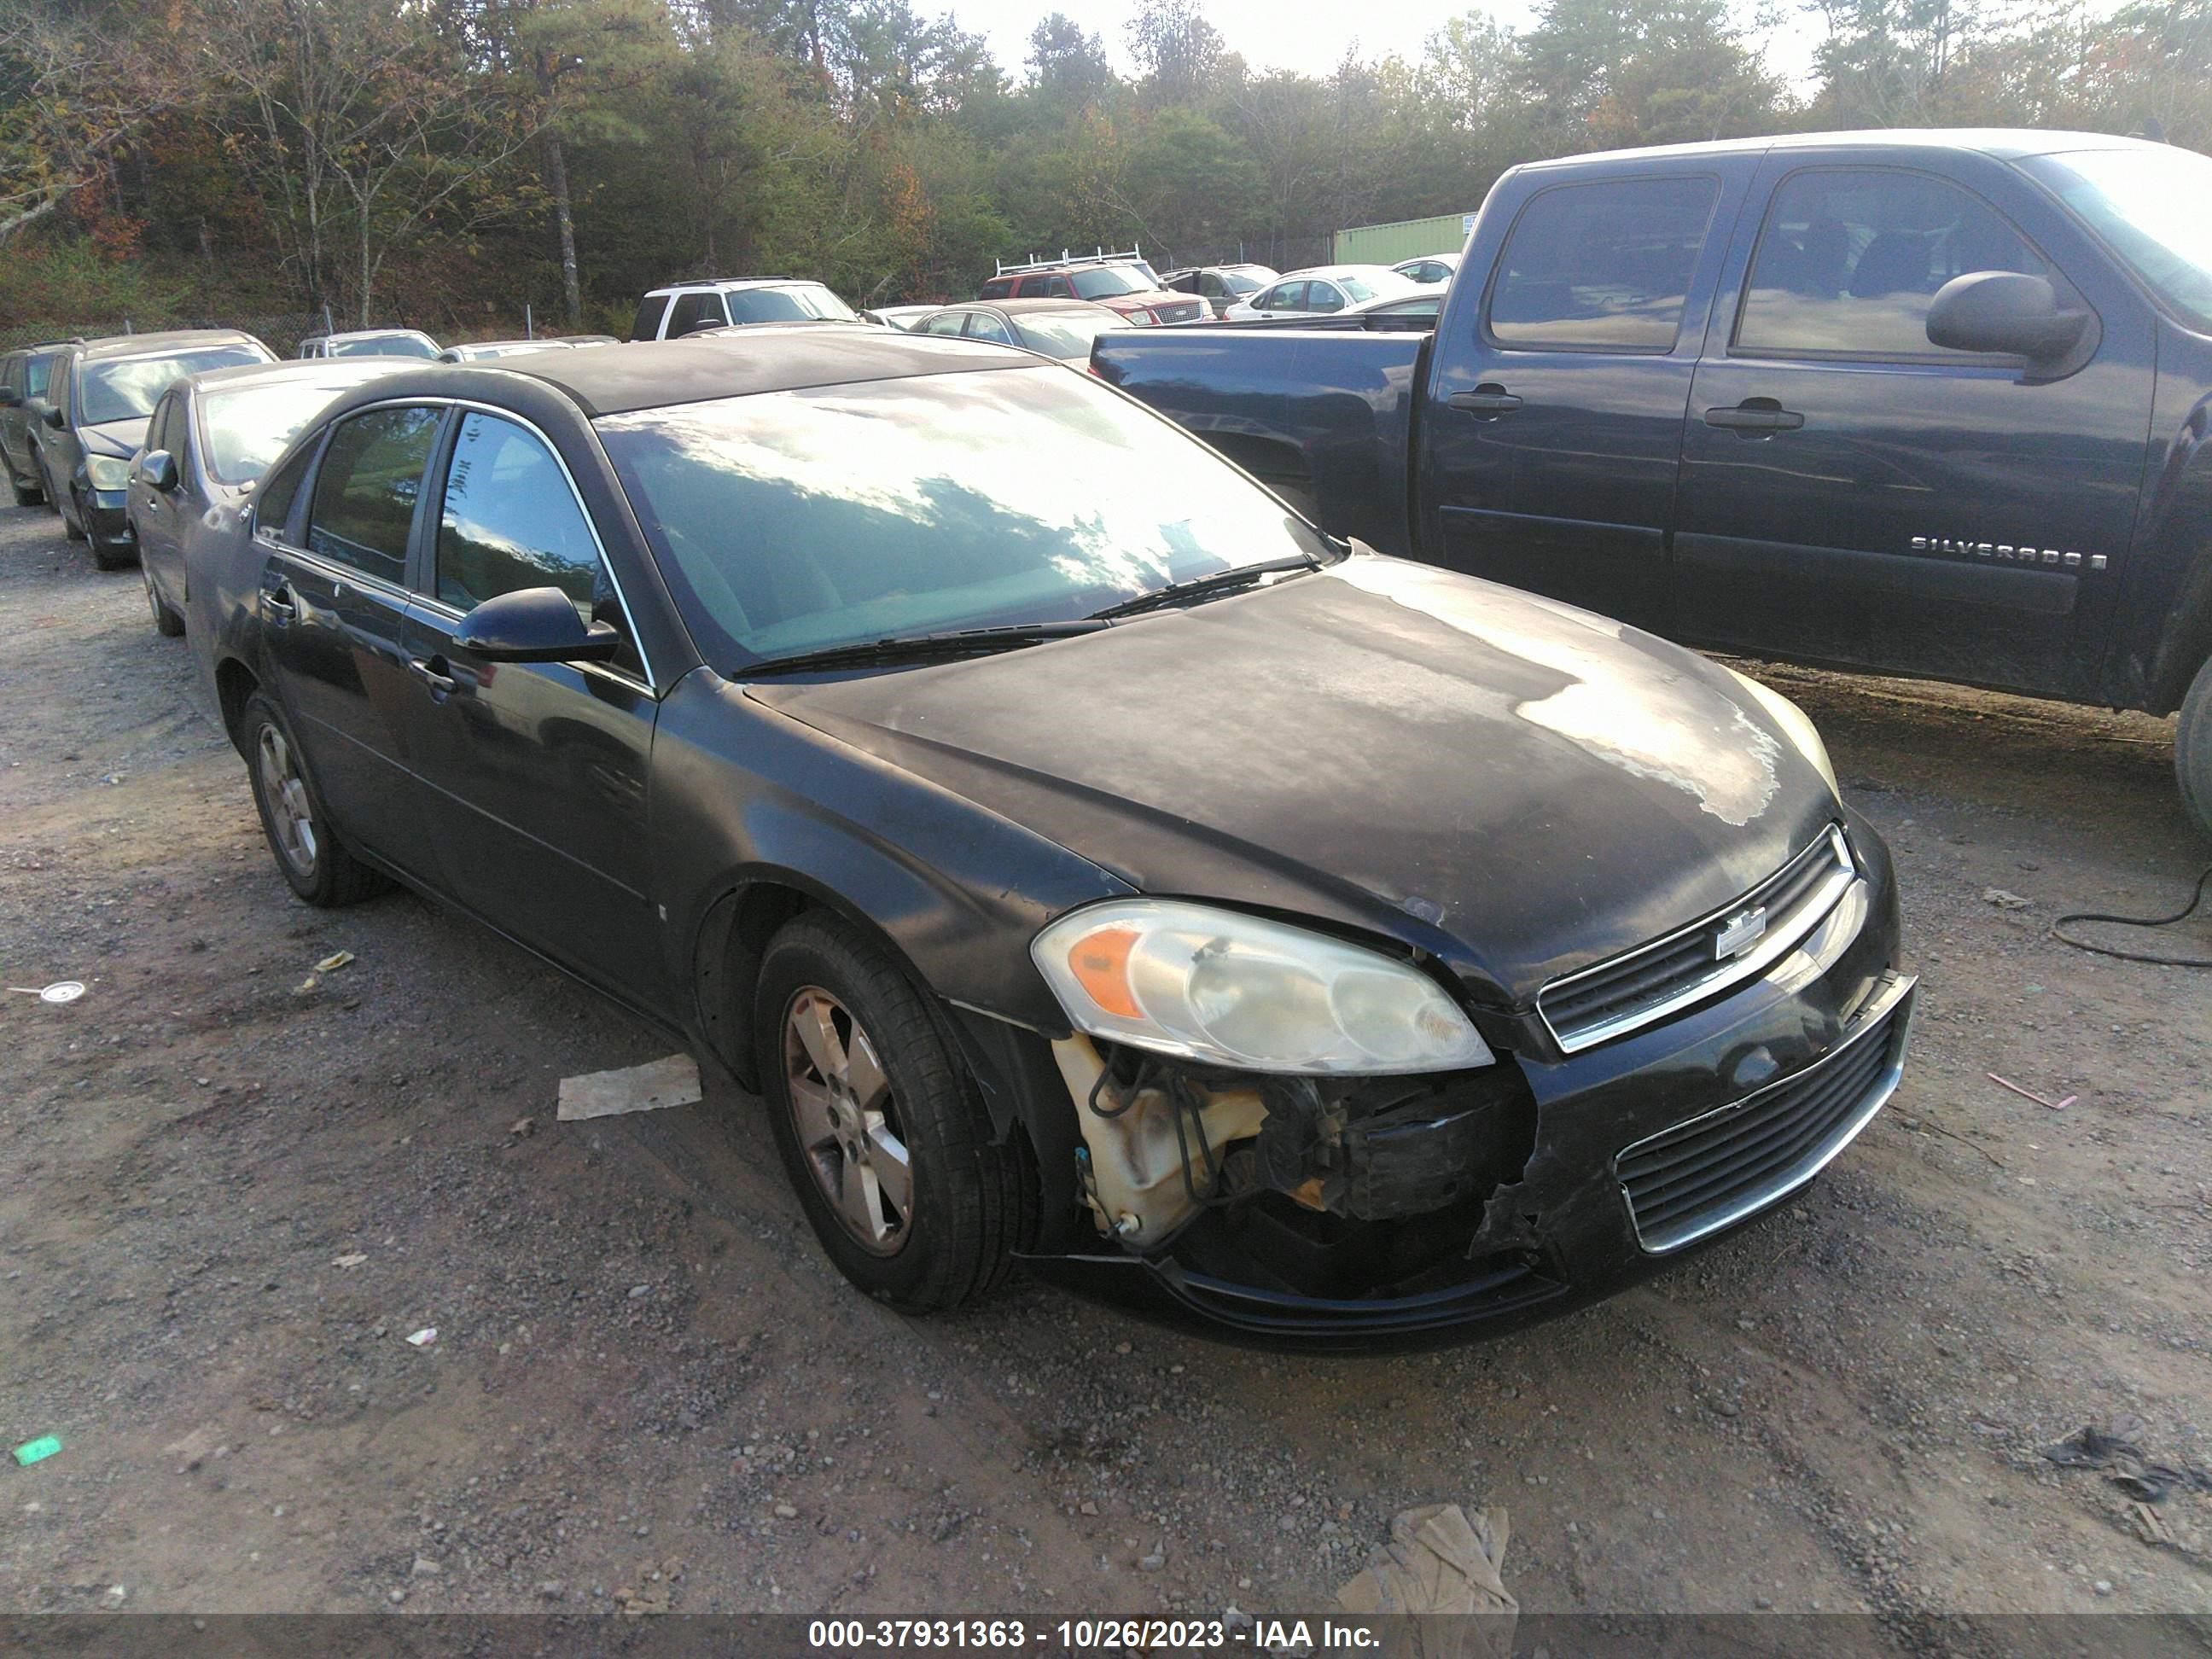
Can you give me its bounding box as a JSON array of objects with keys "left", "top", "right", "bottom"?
[{"left": 2179, "top": 655, "right": 2212, "bottom": 841}]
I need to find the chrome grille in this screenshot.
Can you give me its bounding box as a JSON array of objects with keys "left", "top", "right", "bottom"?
[
  {"left": 1617, "top": 972, "right": 1915, "bottom": 1254},
  {"left": 1538, "top": 826, "right": 1858, "bottom": 1054},
  {"left": 1160, "top": 301, "right": 1203, "bottom": 323}
]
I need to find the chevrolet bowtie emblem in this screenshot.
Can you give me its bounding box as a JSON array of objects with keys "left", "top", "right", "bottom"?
[{"left": 1714, "top": 905, "right": 1768, "bottom": 960}]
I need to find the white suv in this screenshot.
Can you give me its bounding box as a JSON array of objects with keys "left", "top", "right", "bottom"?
[{"left": 631, "top": 280, "right": 859, "bottom": 340}]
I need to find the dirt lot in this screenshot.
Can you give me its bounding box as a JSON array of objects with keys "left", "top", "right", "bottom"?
[{"left": 3, "top": 498, "right": 2209, "bottom": 1633}]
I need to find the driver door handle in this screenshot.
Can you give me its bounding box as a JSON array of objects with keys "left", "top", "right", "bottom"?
[
  {"left": 408, "top": 656, "right": 457, "bottom": 696},
  {"left": 1704, "top": 399, "right": 1805, "bottom": 433},
  {"left": 1447, "top": 386, "right": 1523, "bottom": 416},
  {"left": 262, "top": 582, "right": 296, "bottom": 619}
]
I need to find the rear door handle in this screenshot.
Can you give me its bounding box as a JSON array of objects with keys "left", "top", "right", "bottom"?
[
  {"left": 408, "top": 656, "right": 457, "bottom": 696},
  {"left": 1704, "top": 400, "right": 1804, "bottom": 433},
  {"left": 1447, "top": 387, "right": 1523, "bottom": 416}
]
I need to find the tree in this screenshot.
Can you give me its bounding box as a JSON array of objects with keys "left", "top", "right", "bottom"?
[
  {"left": 1025, "top": 13, "right": 1113, "bottom": 113},
  {"left": 210, "top": 0, "right": 546, "bottom": 322},
  {"left": 1126, "top": 0, "right": 1223, "bottom": 108},
  {"left": 1520, "top": 0, "right": 1784, "bottom": 147}
]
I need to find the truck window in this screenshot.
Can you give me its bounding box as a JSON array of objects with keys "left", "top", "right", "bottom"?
[
  {"left": 1735, "top": 170, "right": 2050, "bottom": 358},
  {"left": 1487, "top": 176, "right": 1718, "bottom": 351},
  {"left": 665, "top": 291, "right": 727, "bottom": 335},
  {"left": 631, "top": 294, "right": 671, "bottom": 341}
]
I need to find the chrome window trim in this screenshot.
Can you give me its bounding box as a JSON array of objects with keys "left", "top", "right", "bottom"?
[
  {"left": 252, "top": 392, "right": 661, "bottom": 694},
  {"left": 1538, "top": 825, "right": 1858, "bottom": 1055},
  {"left": 1617, "top": 969, "right": 1918, "bottom": 1254}
]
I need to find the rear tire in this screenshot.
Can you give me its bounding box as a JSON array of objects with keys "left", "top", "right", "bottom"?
[
  {"left": 144, "top": 563, "right": 184, "bottom": 636},
  {"left": 754, "top": 911, "right": 1030, "bottom": 1312},
  {"left": 2178, "top": 655, "right": 2212, "bottom": 841},
  {"left": 241, "top": 692, "right": 387, "bottom": 906},
  {"left": 9, "top": 467, "right": 39, "bottom": 507}
]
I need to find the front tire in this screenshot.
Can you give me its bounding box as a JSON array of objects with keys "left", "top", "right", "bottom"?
[
  {"left": 754, "top": 912, "right": 1030, "bottom": 1312},
  {"left": 2178, "top": 655, "right": 2212, "bottom": 841},
  {"left": 241, "top": 692, "right": 387, "bottom": 906}
]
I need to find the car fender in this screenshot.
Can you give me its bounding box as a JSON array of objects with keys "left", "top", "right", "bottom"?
[{"left": 656, "top": 672, "right": 1134, "bottom": 1092}]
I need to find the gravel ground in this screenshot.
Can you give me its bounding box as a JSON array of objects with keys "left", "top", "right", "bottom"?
[{"left": 3, "top": 498, "right": 2209, "bottom": 1635}]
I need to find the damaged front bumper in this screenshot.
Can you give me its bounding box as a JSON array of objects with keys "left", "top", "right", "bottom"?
[{"left": 1000, "top": 813, "right": 1914, "bottom": 1348}]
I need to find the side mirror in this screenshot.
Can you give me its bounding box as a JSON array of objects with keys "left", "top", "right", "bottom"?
[
  {"left": 137, "top": 450, "right": 179, "bottom": 492},
  {"left": 1926, "top": 271, "right": 2090, "bottom": 361},
  {"left": 43, "top": 404, "right": 65, "bottom": 429},
  {"left": 452, "top": 585, "right": 621, "bottom": 664},
  {"left": 0, "top": 387, "right": 18, "bottom": 408}
]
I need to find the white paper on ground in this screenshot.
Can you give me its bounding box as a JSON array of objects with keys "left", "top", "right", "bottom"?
[{"left": 556, "top": 1053, "right": 703, "bottom": 1121}]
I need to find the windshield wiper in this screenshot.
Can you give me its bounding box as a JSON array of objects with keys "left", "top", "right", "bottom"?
[
  {"left": 740, "top": 619, "right": 1109, "bottom": 677},
  {"left": 1087, "top": 552, "right": 1324, "bottom": 620}
]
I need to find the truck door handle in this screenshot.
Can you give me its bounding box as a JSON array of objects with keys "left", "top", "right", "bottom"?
[
  {"left": 1704, "top": 399, "right": 1804, "bottom": 434},
  {"left": 262, "top": 581, "right": 296, "bottom": 620},
  {"left": 408, "top": 656, "right": 457, "bottom": 696},
  {"left": 1447, "top": 387, "right": 1523, "bottom": 417}
]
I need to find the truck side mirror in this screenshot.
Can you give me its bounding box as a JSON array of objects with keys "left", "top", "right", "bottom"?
[
  {"left": 0, "top": 387, "right": 19, "bottom": 408},
  {"left": 43, "top": 404, "right": 65, "bottom": 430},
  {"left": 1926, "top": 271, "right": 2089, "bottom": 362}
]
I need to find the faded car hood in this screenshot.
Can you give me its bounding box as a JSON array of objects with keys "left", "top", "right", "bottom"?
[
  {"left": 748, "top": 556, "right": 1839, "bottom": 1005},
  {"left": 83, "top": 418, "right": 149, "bottom": 460}
]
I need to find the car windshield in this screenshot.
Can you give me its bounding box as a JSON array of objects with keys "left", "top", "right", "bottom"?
[
  {"left": 331, "top": 334, "right": 436, "bottom": 359},
  {"left": 597, "top": 366, "right": 1330, "bottom": 667},
  {"left": 79, "top": 346, "right": 265, "bottom": 426},
  {"left": 1069, "top": 266, "right": 1150, "bottom": 300},
  {"left": 728, "top": 285, "right": 857, "bottom": 324},
  {"left": 202, "top": 376, "right": 386, "bottom": 486},
  {"left": 1012, "top": 310, "right": 1127, "bottom": 358},
  {"left": 2022, "top": 147, "right": 2212, "bottom": 333}
]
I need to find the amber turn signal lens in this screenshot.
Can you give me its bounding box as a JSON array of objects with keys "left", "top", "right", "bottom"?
[{"left": 1067, "top": 926, "right": 1142, "bottom": 1019}]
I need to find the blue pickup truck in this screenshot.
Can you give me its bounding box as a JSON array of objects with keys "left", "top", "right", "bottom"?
[{"left": 1092, "top": 130, "right": 2212, "bottom": 833}]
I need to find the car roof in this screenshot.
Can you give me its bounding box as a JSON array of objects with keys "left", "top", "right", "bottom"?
[
  {"left": 307, "top": 328, "right": 434, "bottom": 342},
  {"left": 648, "top": 277, "right": 821, "bottom": 295},
  {"left": 1515, "top": 127, "right": 2163, "bottom": 172},
  {"left": 1275, "top": 265, "right": 1406, "bottom": 282},
  {"left": 944, "top": 298, "right": 1120, "bottom": 317},
  {"left": 71, "top": 329, "right": 265, "bottom": 360},
  {"left": 3, "top": 340, "right": 72, "bottom": 358},
  {"left": 341, "top": 329, "right": 1038, "bottom": 420},
  {"left": 179, "top": 358, "right": 410, "bottom": 395}
]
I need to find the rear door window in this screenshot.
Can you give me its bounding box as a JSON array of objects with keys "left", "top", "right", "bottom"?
[
  {"left": 305, "top": 405, "right": 440, "bottom": 585},
  {"left": 1487, "top": 176, "right": 1720, "bottom": 351},
  {"left": 963, "top": 312, "right": 1015, "bottom": 345},
  {"left": 26, "top": 352, "right": 53, "bottom": 399},
  {"left": 1266, "top": 282, "right": 1307, "bottom": 312},
  {"left": 631, "top": 294, "right": 672, "bottom": 341},
  {"left": 1734, "top": 168, "right": 2053, "bottom": 358},
  {"left": 919, "top": 312, "right": 967, "bottom": 336}
]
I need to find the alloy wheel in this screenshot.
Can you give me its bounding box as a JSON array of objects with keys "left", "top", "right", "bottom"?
[
  {"left": 256, "top": 723, "right": 318, "bottom": 876},
  {"left": 782, "top": 987, "right": 912, "bottom": 1255}
]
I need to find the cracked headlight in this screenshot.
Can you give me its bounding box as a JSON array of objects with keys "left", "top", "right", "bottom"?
[
  {"left": 1033, "top": 899, "right": 1494, "bottom": 1074},
  {"left": 85, "top": 454, "right": 132, "bottom": 492},
  {"left": 1727, "top": 667, "right": 1838, "bottom": 799}
]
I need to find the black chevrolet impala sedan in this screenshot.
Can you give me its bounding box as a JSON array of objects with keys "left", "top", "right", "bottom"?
[{"left": 195, "top": 329, "right": 1914, "bottom": 1343}]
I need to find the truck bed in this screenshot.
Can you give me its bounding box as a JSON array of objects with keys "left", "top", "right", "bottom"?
[{"left": 1091, "top": 321, "right": 1429, "bottom": 558}]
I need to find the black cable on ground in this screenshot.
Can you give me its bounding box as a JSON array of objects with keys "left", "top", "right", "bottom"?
[{"left": 2050, "top": 864, "right": 2212, "bottom": 967}]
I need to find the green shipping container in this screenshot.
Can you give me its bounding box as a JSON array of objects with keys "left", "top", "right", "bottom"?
[{"left": 1333, "top": 212, "right": 1477, "bottom": 267}]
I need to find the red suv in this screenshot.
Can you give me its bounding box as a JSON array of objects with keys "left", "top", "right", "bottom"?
[{"left": 978, "top": 255, "right": 1203, "bottom": 326}]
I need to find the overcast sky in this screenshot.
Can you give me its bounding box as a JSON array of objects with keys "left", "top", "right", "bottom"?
[{"left": 950, "top": 0, "right": 1833, "bottom": 93}]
